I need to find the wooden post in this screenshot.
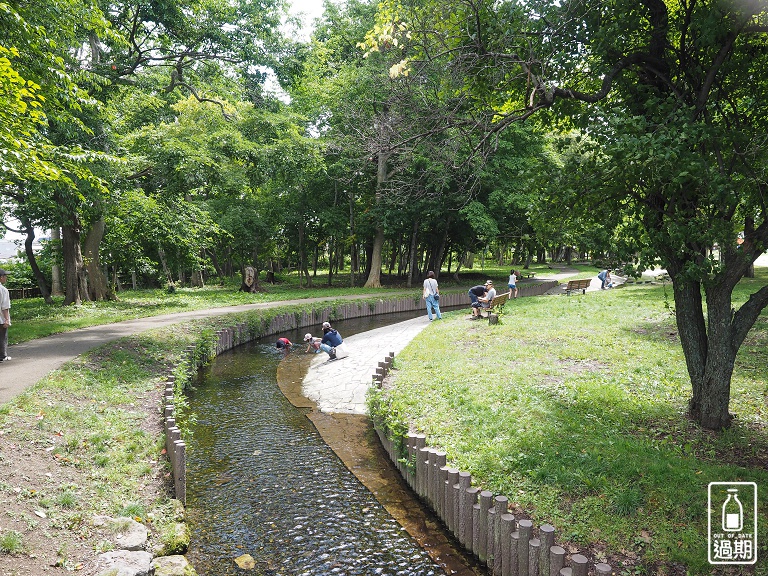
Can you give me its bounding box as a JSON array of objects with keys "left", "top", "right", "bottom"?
[
  {"left": 427, "top": 450, "right": 438, "bottom": 507},
  {"left": 439, "top": 464, "right": 450, "bottom": 519},
  {"left": 487, "top": 507, "right": 497, "bottom": 571},
  {"left": 570, "top": 554, "right": 588, "bottom": 576},
  {"left": 447, "top": 468, "right": 459, "bottom": 532},
  {"left": 517, "top": 519, "right": 532, "bottom": 576},
  {"left": 595, "top": 563, "right": 612, "bottom": 576},
  {"left": 500, "top": 513, "right": 516, "bottom": 576},
  {"left": 539, "top": 524, "right": 555, "bottom": 576},
  {"left": 476, "top": 490, "right": 493, "bottom": 563},
  {"left": 417, "top": 447, "right": 430, "bottom": 499},
  {"left": 459, "top": 480, "right": 476, "bottom": 549},
  {"left": 173, "top": 440, "right": 186, "bottom": 504},
  {"left": 549, "top": 546, "right": 565, "bottom": 576},
  {"left": 510, "top": 531, "right": 520, "bottom": 576},
  {"left": 528, "top": 538, "right": 540, "bottom": 576},
  {"left": 492, "top": 495, "right": 507, "bottom": 575}
]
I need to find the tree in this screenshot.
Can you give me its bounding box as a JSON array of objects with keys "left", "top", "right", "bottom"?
[
  {"left": 291, "top": 0, "right": 494, "bottom": 287},
  {"left": 366, "top": 0, "right": 768, "bottom": 429}
]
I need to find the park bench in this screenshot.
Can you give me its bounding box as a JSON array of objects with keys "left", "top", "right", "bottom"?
[
  {"left": 564, "top": 279, "right": 592, "bottom": 295},
  {"left": 479, "top": 292, "right": 509, "bottom": 318},
  {"left": 519, "top": 272, "right": 535, "bottom": 279}
]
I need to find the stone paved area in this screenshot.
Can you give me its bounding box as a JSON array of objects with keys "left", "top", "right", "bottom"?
[{"left": 302, "top": 316, "right": 432, "bottom": 414}]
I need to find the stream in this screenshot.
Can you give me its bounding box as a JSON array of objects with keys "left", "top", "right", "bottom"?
[{"left": 184, "top": 314, "right": 455, "bottom": 575}]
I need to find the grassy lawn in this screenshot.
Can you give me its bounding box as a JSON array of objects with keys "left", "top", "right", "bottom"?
[
  {"left": 7, "top": 263, "right": 580, "bottom": 344},
  {"left": 374, "top": 270, "right": 768, "bottom": 575},
  {"left": 8, "top": 277, "right": 410, "bottom": 343}
]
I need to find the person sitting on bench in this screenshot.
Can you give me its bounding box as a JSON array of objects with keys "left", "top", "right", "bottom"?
[{"left": 472, "top": 280, "right": 496, "bottom": 319}]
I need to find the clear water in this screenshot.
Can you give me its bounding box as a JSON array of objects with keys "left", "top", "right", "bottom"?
[{"left": 185, "top": 315, "right": 447, "bottom": 575}]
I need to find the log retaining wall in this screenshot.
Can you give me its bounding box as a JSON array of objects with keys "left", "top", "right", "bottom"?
[
  {"left": 372, "top": 351, "right": 613, "bottom": 576},
  {"left": 162, "top": 281, "right": 558, "bottom": 531}
]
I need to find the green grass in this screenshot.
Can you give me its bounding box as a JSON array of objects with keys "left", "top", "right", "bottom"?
[
  {"left": 374, "top": 269, "right": 768, "bottom": 575},
  {"left": 0, "top": 530, "right": 23, "bottom": 554},
  {"left": 8, "top": 265, "right": 584, "bottom": 344},
  {"left": 8, "top": 277, "right": 401, "bottom": 344}
]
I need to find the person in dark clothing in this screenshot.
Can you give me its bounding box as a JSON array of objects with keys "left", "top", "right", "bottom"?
[
  {"left": 468, "top": 285, "right": 487, "bottom": 318},
  {"left": 321, "top": 329, "right": 342, "bottom": 347}
]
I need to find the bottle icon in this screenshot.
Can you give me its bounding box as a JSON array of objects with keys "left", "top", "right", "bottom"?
[{"left": 722, "top": 488, "right": 743, "bottom": 532}]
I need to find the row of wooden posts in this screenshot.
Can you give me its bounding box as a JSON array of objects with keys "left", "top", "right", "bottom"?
[
  {"left": 159, "top": 281, "right": 562, "bottom": 534},
  {"left": 373, "top": 355, "right": 613, "bottom": 576},
  {"left": 160, "top": 285, "right": 559, "bottom": 505}
]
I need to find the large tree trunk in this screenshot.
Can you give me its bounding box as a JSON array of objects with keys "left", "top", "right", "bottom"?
[
  {"left": 671, "top": 241, "right": 768, "bottom": 429},
  {"left": 21, "top": 220, "right": 53, "bottom": 304},
  {"left": 50, "top": 227, "right": 64, "bottom": 296},
  {"left": 190, "top": 249, "right": 204, "bottom": 287},
  {"left": 672, "top": 274, "right": 723, "bottom": 426},
  {"left": 157, "top": 244, "right": 173, "bottom": 285},
  {"left": 364, "top": 148, "right": 390, "bottom": 288},
  {"left": 407, "top": 220, "right": 418, "bottom": 288},
  {"left": 62, "top": 223, "right": 88, "bottom": 306},
  {"left": 191, "top": 269, "right": 204, "bottom": 288},
  {"left": 207, "top": 248, "right": 224, "bottom": 278},
  {"left": 297, "top": 222, "right": 311, "bottom": 288},
  {"left": 365, "top": 227, "right": 385, "bottom": 287},
  {"left": 431, "top": 217, "right": 451, "bottom": 278},
  {"left": 84, "top": 218, "right": 115, "bottom": 301}
]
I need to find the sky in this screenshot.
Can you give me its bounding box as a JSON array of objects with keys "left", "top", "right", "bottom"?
[{"left": 287, "top": 0, "right": 327, "bottom": 39}]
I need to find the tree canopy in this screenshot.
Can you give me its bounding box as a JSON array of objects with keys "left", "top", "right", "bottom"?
[{"left": 2, "top": 0, "right": 768, "bottom": 430}]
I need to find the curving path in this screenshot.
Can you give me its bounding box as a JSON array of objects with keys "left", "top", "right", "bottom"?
[
  {"left": 0, "top": 267, "right": 577, "bottom": 406},
  {"left": 0, "top": 293, "right": 399, "bottom": 404}
]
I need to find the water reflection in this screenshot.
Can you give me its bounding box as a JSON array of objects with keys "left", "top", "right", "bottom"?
[{"left": 185, "top": 329, "right": 445, "bottom": 575}]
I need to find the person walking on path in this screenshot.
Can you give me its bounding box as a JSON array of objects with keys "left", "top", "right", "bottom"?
[
  {"left": 507, "top": 269, "right": 518, "bottom": 299},
  {"left": 422, "top": 271, "right": 442, "bottom": 321},
  {"left": 468, "top": 284, "right": 487, "bottom": 318},
  {"left": 0, "top": 270, "right": 11, "bottom": 362}
]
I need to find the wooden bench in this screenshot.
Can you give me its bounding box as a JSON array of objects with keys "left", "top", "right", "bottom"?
[
  {"left": 564, "top": 279, "right": 592, "bottom": 295},
  {"left": 478, "top": 293, "right": 509, "bottom": 317},
  {"left": 519, "top": 272, "right": 535, "bottom": 279}
]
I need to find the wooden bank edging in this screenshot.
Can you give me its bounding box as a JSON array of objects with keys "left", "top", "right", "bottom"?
[
  {"left": 161, "top": 281, "right": 559, "bottom": 504},
  {"left": 371, "top": 352, "right": 613, "bottom": 576}
]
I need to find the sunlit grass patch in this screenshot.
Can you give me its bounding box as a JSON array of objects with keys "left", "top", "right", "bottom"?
[
  {"left": 0, "top": 530, "right": 23, "bottom": 554},
  {"left": 377, "top": 280, "right": 768, "bottom": 574}
]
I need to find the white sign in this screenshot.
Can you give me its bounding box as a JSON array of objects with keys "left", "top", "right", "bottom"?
[{"left": 708, "top": 482, "right": 758, "bottom": 565}]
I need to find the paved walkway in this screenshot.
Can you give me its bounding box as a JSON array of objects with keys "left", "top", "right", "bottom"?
[
  {"left": 302, "top": 316, "right": 432, "bottom": 414},
  {"left": 0, "top": 268, "right": 577, "bottom": 408},
  {"left": 0, "top": 293, "right": 394, "bottom": 404}
]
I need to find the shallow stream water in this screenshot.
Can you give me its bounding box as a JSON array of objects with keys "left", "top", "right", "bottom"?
[{"left": 184, "top": 313, "right": 453, "bottom": 575}]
